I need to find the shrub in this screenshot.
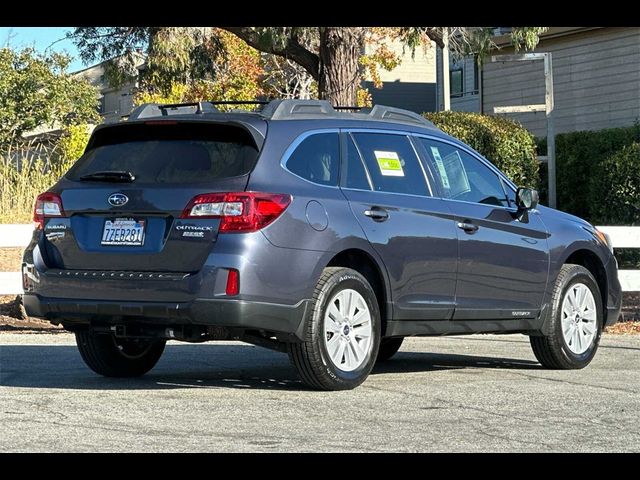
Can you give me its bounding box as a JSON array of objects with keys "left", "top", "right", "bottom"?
[
  {"left": 589, "top": 143, "right": 640, "bottom": 226},
  {"left": 554, "top": 124, "right": 640, "bottom": 220},
  {"left": 424, "top": 111, "right": 539, "bottom": 188},
  {"left": 57, "top": 124, "right": 92, "bottom": 163}
]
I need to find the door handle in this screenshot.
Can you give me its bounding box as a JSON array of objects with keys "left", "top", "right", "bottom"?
[
  {"left": 457, "top": 221, "right": 479, "bottom": 233},
  {"left": 364, "top": 207, "right": 389, "bottom": 222}
]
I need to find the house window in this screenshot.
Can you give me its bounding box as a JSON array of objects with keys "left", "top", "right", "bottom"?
[{"left": 450, "top": 68, "right": 463, "bottom": 98}]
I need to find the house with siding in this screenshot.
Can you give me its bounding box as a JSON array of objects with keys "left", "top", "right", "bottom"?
[
  {"left": 73, "top": 55, "right": 145, "bottom": 124},
  {"left": 364, "top": 39, "right": 438, "bottom": 114},
  {"left": 437, "top": 27, "right": 640, "bottom": 136}
]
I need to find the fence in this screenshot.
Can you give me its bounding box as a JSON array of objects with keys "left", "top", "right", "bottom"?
[{"left": 0, "top": 224, "right": 638, "bottom": 295}]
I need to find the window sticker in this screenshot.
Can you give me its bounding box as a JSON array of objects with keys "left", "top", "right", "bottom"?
[
  {"left": 430, "top": 146, "right": 450, "bottom": 189},
  {"left": 374, "top": 150, "right": 404, "bottom": 177},
  {"left": 442, "top": 150, "right": 471, "bottom": 197}
]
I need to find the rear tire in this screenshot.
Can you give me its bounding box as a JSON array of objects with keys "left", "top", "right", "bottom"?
[
  {"left": 288, "top": 267, "right": 381, "bottom": 391},
  {"left": 376, "top": 337, "right": 404, "bottom": 362},
  {"left": 530, "top": 264, "right": 603, "bottom": 370},
  {"left": 76, "top": 330, "right": 166, "bottom": 377}
]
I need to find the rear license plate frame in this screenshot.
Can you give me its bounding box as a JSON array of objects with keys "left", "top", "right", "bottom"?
[{"left": 101, "top": 217, "right": 146, "bottom": 246}]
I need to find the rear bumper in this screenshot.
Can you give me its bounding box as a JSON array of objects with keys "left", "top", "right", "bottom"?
[{"left": 23, "top": 294, "right": 311, "bottom": 340}]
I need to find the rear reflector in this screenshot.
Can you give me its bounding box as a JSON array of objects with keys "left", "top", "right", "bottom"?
[
  {"left": 33, "top": 192, "right": 65, "bottom": 230},
  {"left": 226, "top": 269, "right": 239, "bottom": 296},
  {"left": 180, "top": 192, "right": 291, "bottom": 232}
]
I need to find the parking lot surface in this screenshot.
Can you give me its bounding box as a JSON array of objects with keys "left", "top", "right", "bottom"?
[{"left": 1, "top": 332, "right": 638, "bottom": 452}]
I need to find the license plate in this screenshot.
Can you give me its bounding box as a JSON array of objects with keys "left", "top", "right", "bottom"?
[{"left": 101, "top": 218, "right": 146, "bottom": 246}]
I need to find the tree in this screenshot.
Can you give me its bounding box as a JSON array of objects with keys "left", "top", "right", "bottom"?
[
  {"left": 0, "top": 47, "right": 99, "bottom": 148},
  {"left": 69, "top": 27, "right": 547, "bottom": 106},
  {"left": 133, "top": 29, "right": 265, "bottom": 108}
]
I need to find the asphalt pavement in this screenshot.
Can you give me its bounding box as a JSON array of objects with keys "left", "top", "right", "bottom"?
[{"left": 1, "top": 332, "right": 638, "bottom": 452}]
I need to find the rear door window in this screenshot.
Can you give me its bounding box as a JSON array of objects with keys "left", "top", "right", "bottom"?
[
  {"left": 66, "top": 123, "right": 259, "bottom": 184},
  {"left": 352, "top": 133, "right": 430, "bottom": 196},
  {"left": 285, "top": 132, "right": 340, "bottom": 186}
]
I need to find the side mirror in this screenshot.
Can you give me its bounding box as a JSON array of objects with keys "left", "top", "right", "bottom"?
[{"left": 516, "top": 187, "right": 539, "bottom": 211}]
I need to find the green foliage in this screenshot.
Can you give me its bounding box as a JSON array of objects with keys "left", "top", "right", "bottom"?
[
  {"left": 589, "top": 143, "right": 640, "bottom": 226},
  {"left": 510, "top": 27, "right": 549, "bottom": 52},
  {"left": 554, "top": 124, "right": 640, "bottom": 219},
  {"left": 424, "top": 111, "right": 539, "bottom": 188},
  {"left": 133, "top": 30, "right": 265, "bottom": 110},
  {"left": 0, "top": 47, "right": 99, "bottom": 147},
  {"left": 69, "top": 27, "right": 546, "bottom": 106},
  {"left": 398, "top": 27, "right": 547, "bottom": 63},
  {"left": 589, "top": 142, "right": 640, "bottom": 269},
  {"left": 57, "top": 124, "right": 92, "bottom": 163}
]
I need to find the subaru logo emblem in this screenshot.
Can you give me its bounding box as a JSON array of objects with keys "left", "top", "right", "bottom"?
[{"left": 108, "top": 193, "right": 129, "bottom": 207}]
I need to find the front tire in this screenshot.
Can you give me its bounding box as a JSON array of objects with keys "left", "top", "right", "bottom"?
[
  {"left": 76, "top": 330, "right": 166, "bottom": 377},
  {"left": 288, "top": 267, "right": 381, "bottom": 391},
  {"left": 530, "top": 264, "right": 603, "bottom": 369}
]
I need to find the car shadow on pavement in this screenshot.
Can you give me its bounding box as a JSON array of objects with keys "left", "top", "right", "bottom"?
[
  {"left": 374, "top": 351, "right": 541, "bottom": 374},
  {"left": 0, "top": 344, "right": 540, "bottom": 391}
]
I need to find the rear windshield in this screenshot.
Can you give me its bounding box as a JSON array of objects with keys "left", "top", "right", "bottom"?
[{"left": 66, "top": 123, "right": 260, "bottom": 184}]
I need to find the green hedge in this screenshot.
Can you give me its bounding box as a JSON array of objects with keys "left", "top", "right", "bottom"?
[
  {"left": 592, "top": 142, "right": 640, "bottom": 269},
  {"left": 590, "top": 143, "right": 640, "bottom": 226},
  {"left": 554, "top": 124, "right": 640, "bottom": 220},
  {"left": 424, "top": 111, "right": 539, "bottom": 188}
]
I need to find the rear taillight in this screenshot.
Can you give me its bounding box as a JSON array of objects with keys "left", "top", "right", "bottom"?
[
  {"left": 180, "top": 192, "right": 291, "bottom": 233},
  {"left": 33, "top": 192, "right": 64, "bottom": 230}
]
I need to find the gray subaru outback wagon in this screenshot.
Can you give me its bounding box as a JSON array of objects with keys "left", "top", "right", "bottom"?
[{"left": 22, "top": 99, "right": 622, "bottom": 390}]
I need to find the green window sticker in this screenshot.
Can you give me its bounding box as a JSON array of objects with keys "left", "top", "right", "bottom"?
[{"left": 374, "top": 150, "right": 404, "bottom": 177}]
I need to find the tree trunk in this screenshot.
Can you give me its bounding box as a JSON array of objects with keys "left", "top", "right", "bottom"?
[{"left": 318, "top": 27, "right": 364, "bottom": 106}]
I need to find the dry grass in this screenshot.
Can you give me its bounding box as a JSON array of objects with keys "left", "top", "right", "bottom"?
[
  {"left": 0, "top": 295, "right": 62, "bottom": 332},
  {"left": 0, "top": 248, "right": 23, "bottom": 272},
  {"left": 0, "top": 141, "right": 72, "bottom": 224},
  {"left": 605, "top": 321, "right": 640, "bottom": 335}
]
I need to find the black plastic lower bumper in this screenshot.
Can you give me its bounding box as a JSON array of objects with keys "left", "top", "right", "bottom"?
[{"left": 22, "top": 294, "right": 310, "bottom": 340}]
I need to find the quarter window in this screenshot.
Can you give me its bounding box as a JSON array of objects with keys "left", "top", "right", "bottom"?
[
  {"left": 342, "top": 135, "right": 371, "bottom": 190},
  {"left": 352, "top": 133, "right": 430, "bottom": 196},
  {"left": 286, "top": 133, "right": 340, "bottom": 186},
  {"left": 419, "top": 139, "right": 510, "bottom": 207}
]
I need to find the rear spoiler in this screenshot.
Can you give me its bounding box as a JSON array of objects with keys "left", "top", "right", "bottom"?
[{"left": 87, "top": 119, "right": 267, "bottom": 151}]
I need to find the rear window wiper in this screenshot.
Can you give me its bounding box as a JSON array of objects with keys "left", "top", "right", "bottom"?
[{"left": 79, "top": 171, "right": 136, "bottom": 183}]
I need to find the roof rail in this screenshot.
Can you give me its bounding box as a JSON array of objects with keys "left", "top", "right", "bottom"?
[
  {"left": 128, "top": 101, "right": 219, "bottom": 121},
  {"left": 368, "top": 105, "right": 436, "bottom": 128},
  {"left": 126, "top": 98, "right": 438, "bottom": 130},
  {"left": 208, "top": 100, "right": 270, "bottom": 108},
  {"left": 333, "top": 105, "right": 363, "bottom": 111},
  {"left": 261, "top": 99, "right": 336, "bottom": 120},
  {"left": 259, "top": 99, "right": 436, "bottom": 129}
]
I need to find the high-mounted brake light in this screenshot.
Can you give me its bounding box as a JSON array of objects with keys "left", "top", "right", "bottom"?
[
  {"left": 33, "top": 192, "right": 64, "bottom": 230},
  {"left": 144, "top": 120, "right": 178, "bottom": 125},
  {"left": 180, "top": 192, "right": 291, "bottom": 233}
]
